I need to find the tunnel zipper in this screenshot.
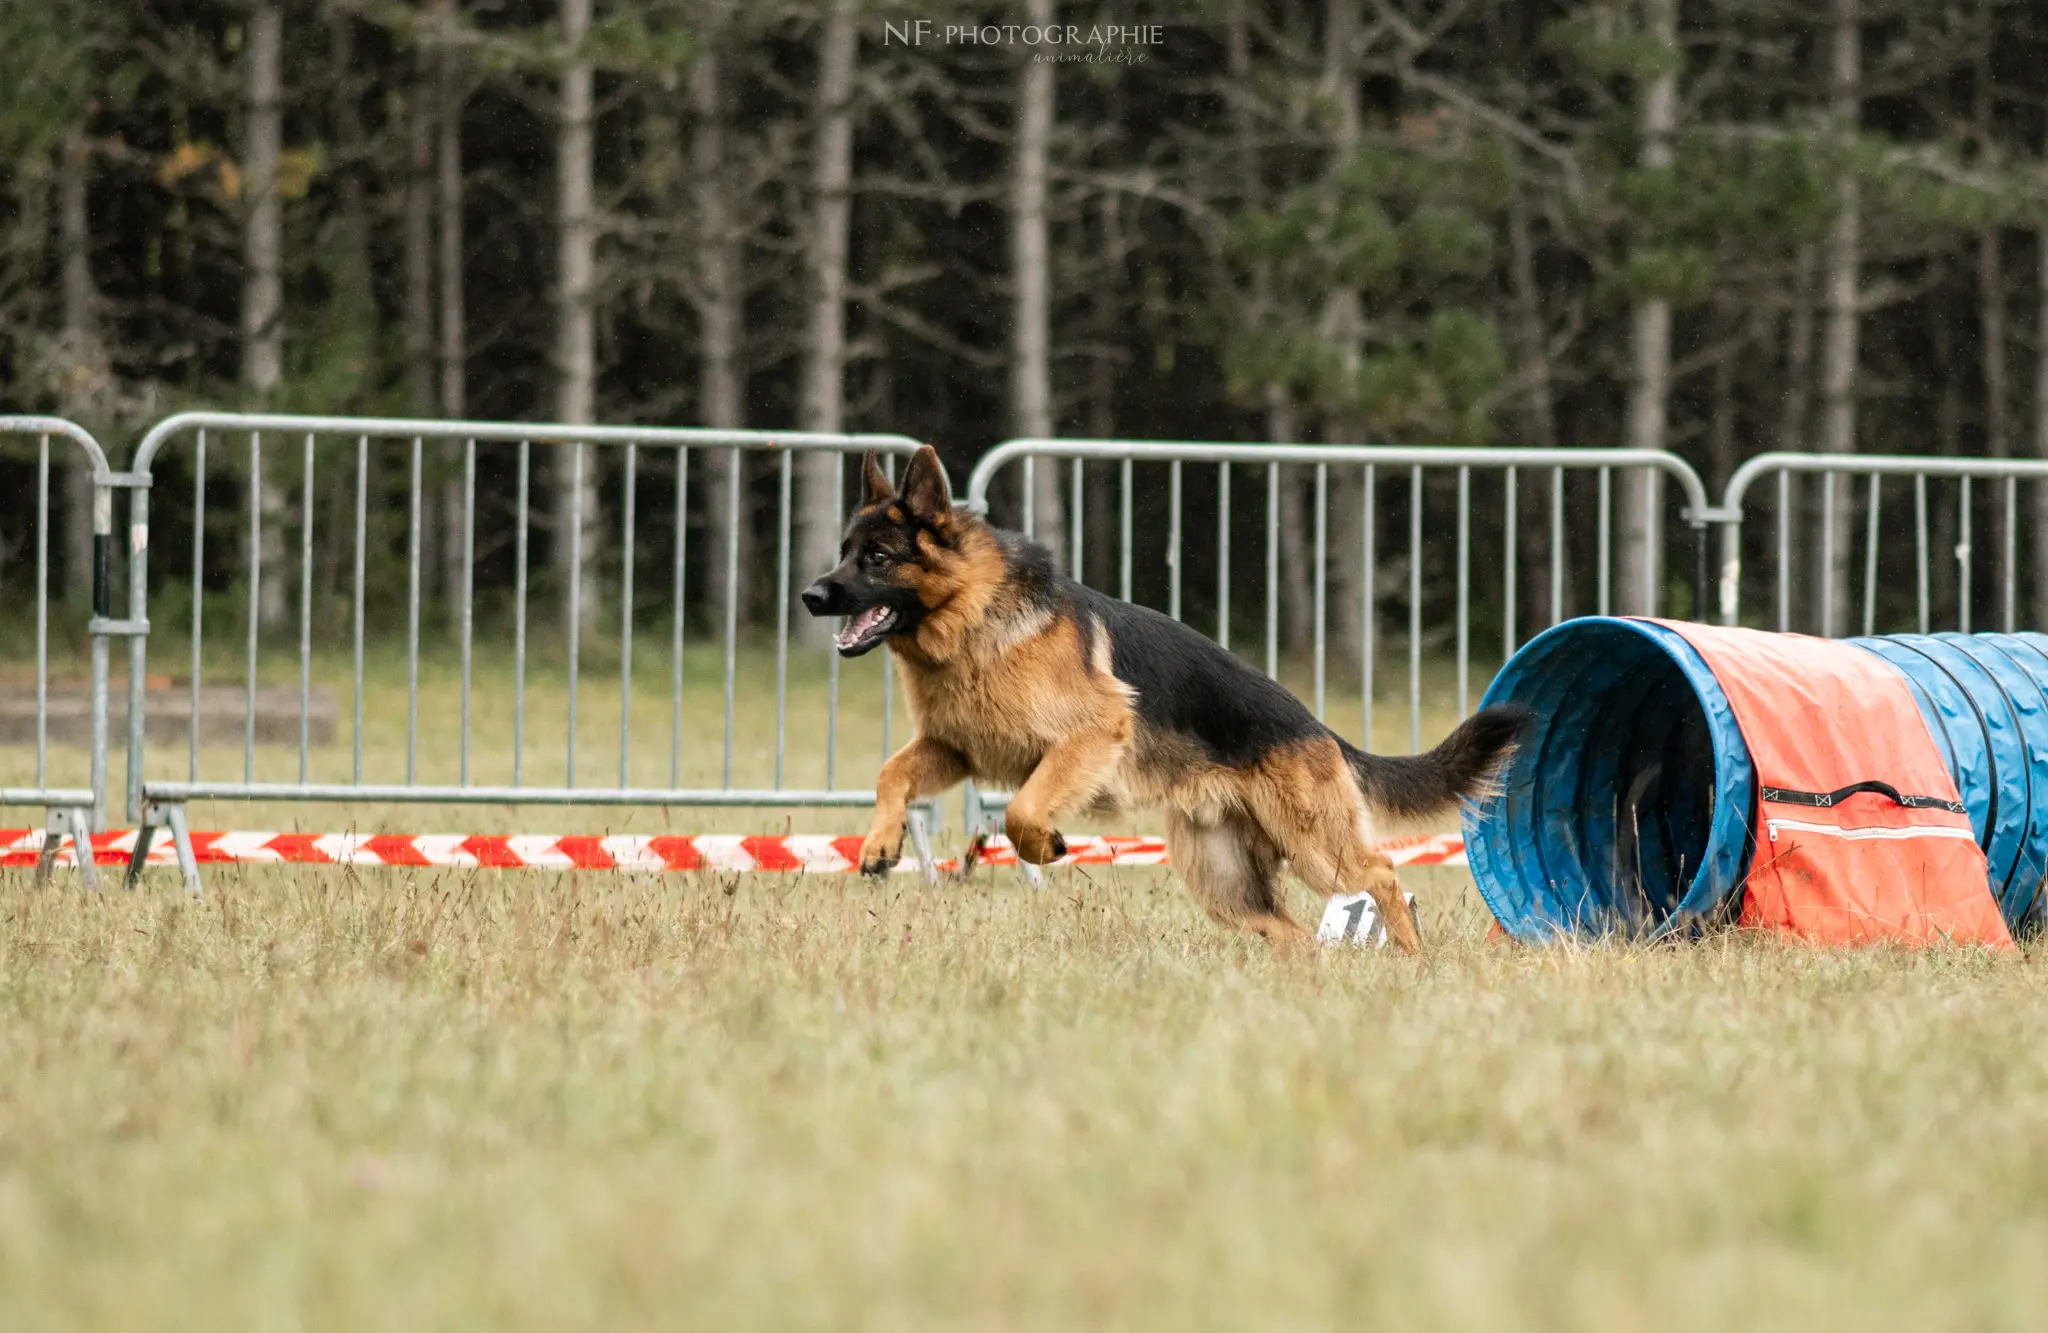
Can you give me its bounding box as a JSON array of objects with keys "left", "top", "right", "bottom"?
[{"left": 1765, "top": 818, "right": 1977, "bottom": 845}]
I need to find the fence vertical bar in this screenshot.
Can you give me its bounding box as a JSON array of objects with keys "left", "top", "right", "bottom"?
[
  {"left": 1312, "top": 462, "right": 1327, "bottom": 721},
  {"left": 723, "top": 446, "right": 739, "bottom": 788},
  {"left": 1862, "top": 473, "right": 1880, "bottom": 638},
  {"left": 1914, "top": 474, "right": 1929, "bottom": 635},
  {"left": 1409, "top": 465, "right": 1422, "bottom": 754},
  {"left": 191, "top": 431, "right": 208, "bottom": 783},
  {"left": 1362, "top": 465, "right": 1376, "bottom": 748},
  {"left": 513, "top": 439, "right": 529, "bottom": 786},
  {"left": 1550, "top": 467, "right": 1564, "bottom": 627},
  {"left": 1023, "top": 456, "right": 1036, "bottom": 538},
  {"left": 1777, "top": 471, "right": 1791, "bottom": 633},
  {"left": 618, "top": 443, "right": 637, "bottom": 789},
  {"left": 1503, "top": 466, "right": 1518, "bottom": 659},
  {"left": 1596, "top": 467, "right": 1611, "bottom": 617},
  {"left": 35, "top": 435, "right": 47, "bottom": 788},
  {"left": 118, "top": 456, "right": 141, "bottom": 830},
  {"left": 462, "top": 438, "right": 477, "bottom": 785},
  {"left": 406, "top": 436, "right": 421, "bottom": 783},
  {"left": 1456, "top": 465, "right": 1470, "bottom": 719},
  {"left": 248, "top": 432, "right": 265, "bottom": 784},
  {"left": 1168, "top": 459, "right": 1182, "bottom": 621},
  {"left": 1119, "top": 457, "right": 1134, "bottom": 602},
  {"left": 775, "top": 448, "right": 791, "bottom": 789},
  {"left": 297, "top": 433, "right": 314, "bottom": 784},
  {"left": 1265, "top": 462, "right": 1279, "bottom": 680},
  {"left": 566, "top": 441, "right": 585, "bottom": 788},
  {"left": 827, "top": 455, "right": 841, "bottom": 787},
  {"left": 671, "top": 446, "right": 687, "bottom": 789},
  {"left": 352, "top": 436, "right": 365, "bottom": 784},
  {"left": 1217, "top": 463, "right": 1232, "bottom": 650},
  {"left": 2003, "top": 477, "right": 2016, "bottom": 633},
  {"left": 1071, "top": 458, "right": 1084, "bottom": 585},
  {"left": 1639, "top": 470, "right": 1658, "bottom": 616},
  {"left": 1820, "top": 471, "right": 1836, "bottom": 637},
  {"left": 1959, "top": 477, "right": 1973, "bottom": 633}
]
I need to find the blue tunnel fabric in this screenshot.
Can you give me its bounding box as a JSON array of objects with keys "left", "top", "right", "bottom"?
[
  {"left": 1850, "top": 634, "right": 2048, "bottom": 929},
  {"left": 1461, "top": 618, "right": 1756, "bottom": 942},
  {"left": 1464, "top": 623, "right": 2048, "bottom": 941}
]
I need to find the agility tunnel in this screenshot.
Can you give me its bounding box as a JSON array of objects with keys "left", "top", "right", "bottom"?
[{"left": 1462, "top": 620, "right": 2048, "bottom": 947}]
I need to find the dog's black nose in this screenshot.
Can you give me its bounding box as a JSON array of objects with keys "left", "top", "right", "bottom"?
[{"left": 800, "top": 581, "right": 836, "bottom": 616}]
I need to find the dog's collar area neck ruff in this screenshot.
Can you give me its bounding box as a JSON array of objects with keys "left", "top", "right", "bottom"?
[{"left": 835, "top": 604, "right": 899, "bottom": 656}]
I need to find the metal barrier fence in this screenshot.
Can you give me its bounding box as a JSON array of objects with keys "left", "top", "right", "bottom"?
[
  {"left": 0, "top": 416, "right": 114, "bottom": 885},
  {"left": 5, "top": 406, "right": 2044, "bottom": 893},
  {"left": 119, "top": 412, "right": 942, "bottom": 887},
  {"left": 960, "top": 438, "right": 1716, "bottom": 836},
  {"left": 1714, "top": 452, "right": 2048, "bottom": 635}
]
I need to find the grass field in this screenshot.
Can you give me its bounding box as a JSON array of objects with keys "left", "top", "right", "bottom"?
[
  {"left": 1, "top": 863, "right": 2044, "bottom": 1330},
  {"left": 3, "top": 643, "right": 2046, "bottom": 1329}
]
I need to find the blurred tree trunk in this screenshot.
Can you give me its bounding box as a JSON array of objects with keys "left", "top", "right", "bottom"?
[
  {"left": 1619, "top": 0, "right": 1677, "bottom": 619},
  {"left": 1318, "top": 0, "right": 1365, "bottom": 671},
  {"left": 2033, "top": 233, "right": 2048, "bottom": 630},
  {"left": 1083, "top": 348, "right": 1114, "bottom": 593},
  {"left": 1274, "top": 396, "right": 1312, "bottom": 656},
  {"left": 436, "top": 0, "right": 467, "bottom": 617},
  {"left": 242, "top": 3, "right": 287, "bottom": 628},
  {"left": 554, "top": 0, "right": 599, "bottom": 630},
  {"left": 1934, "top": 307, "right": 1960, "bottom": 627},
  {"left": 323, "top": 4, "right": 375, "bottom": 598},
  {"left": 1012, "top": 0, "right": 1063, "bottom": 569},
  {"left": 1776, "top": 243, "right": 1817, "bottom": 631},
  {"left": 1814, "top": 0, "right": 1861, "bottom": 636},
  {"left": 691, "top": 14, "right": 752, "bottom": 627},
  {"left": 797, "top": 0, "right": 856, "bottom": 640},
  {"left": 1977, "top": 37, "right": 2008, "bottom": 628},
  {"left": 405, "top": 48, "right": 436, "bottom": 418},
  {"left": 57, "top": 126, "right": 102, "bottom": 605},
  {"left": 1507, "top": 177, "right": 1561, "bottom": 627}
]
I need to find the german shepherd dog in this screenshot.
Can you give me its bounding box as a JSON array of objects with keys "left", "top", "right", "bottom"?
[{"left": 800, "top": 447, "right": 1528, "bottom": 952}]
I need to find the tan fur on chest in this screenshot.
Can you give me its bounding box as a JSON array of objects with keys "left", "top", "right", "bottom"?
[{"left": 893, "top": 615, "right": 1132, "bottom": 790}]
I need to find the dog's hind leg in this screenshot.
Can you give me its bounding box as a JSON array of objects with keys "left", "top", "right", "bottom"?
[
  {"left": 1164, "top": 809, "right": 1309, "bottom": 946},
  {"left": 1247, "top": 739, "right": 1423, "bottom": 954}
]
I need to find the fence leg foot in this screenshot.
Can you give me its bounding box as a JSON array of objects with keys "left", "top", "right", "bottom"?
[
  {"left": 161, "top": 804, "right": 201, "bottom": 895},
  {"left": 32, "top": 813, "right": 60, "bottom": 886},
  {"left": 64, "top": 807, "right": 100, "bottom": 892},
  {"left": 909, "top": 808, "right": 936, "bottom": 886},
  {"left": 33, "top": 808, "right": 99, "bottom": 890},
  {"left": 127, "top": 815, "right": 160, "bottom": 887}
]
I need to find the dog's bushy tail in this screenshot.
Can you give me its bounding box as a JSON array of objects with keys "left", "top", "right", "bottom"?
[{"left": 1338, "top": 703, "right": 1532, "bottom": 825}]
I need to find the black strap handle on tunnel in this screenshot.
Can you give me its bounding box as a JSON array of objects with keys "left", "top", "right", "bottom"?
[{"left": 1760, "top": 781, "right": 1966, "bottom": 815}]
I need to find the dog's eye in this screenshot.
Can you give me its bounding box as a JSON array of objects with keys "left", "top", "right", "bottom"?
[{"left": 861, "top": 550, "right": 891, "bottom": 571}]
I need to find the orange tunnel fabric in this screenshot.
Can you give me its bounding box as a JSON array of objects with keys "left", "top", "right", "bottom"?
[{"left": 1655, "top": 621, "right": 2013, "bottom": 950}]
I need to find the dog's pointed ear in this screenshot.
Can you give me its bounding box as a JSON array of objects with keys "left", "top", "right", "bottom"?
[
  {"left": 898, "top": 446, "right": 952, "bottom": 523},
  {"left": 860, "top": 450, "right": 894, "bottom": 506}
]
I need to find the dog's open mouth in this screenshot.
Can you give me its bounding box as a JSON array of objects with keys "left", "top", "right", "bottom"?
[{"left": 835, "top": 605, "right": 898, "bottom": 656}]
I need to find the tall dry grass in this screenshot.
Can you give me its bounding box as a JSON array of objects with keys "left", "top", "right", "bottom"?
[{"left": 0, "top": 861, "right": 2042, "bottom": 1331}]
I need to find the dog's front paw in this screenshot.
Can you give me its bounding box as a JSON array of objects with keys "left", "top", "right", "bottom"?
[
  {"left": 857, "top": 831, "right": 902, "bottom": 877},
  {"left": 1008, "top": 820, "right": 1068, "bottom": 865}
]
